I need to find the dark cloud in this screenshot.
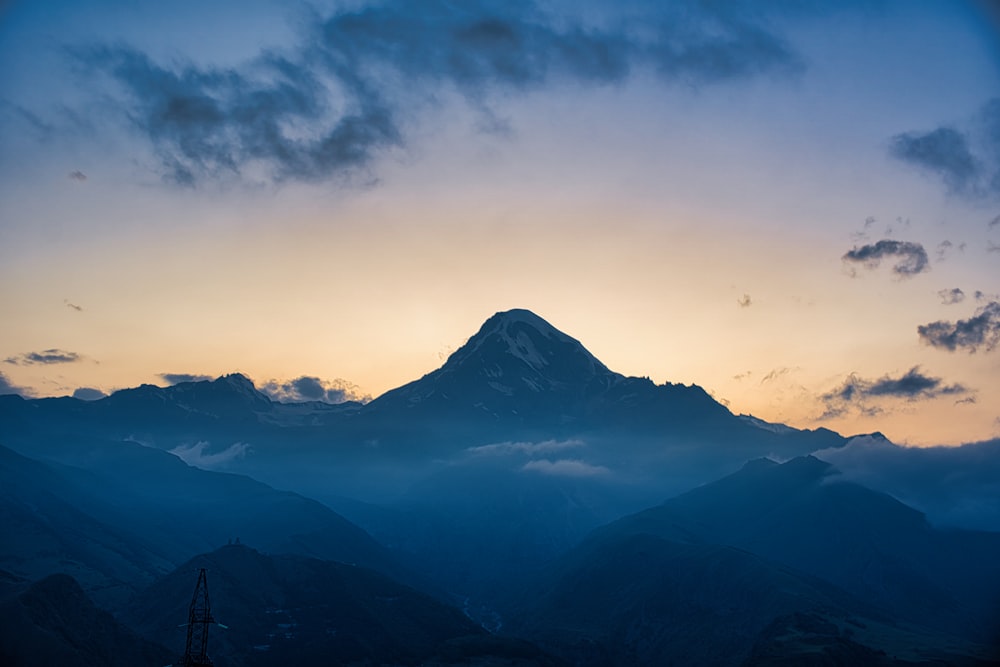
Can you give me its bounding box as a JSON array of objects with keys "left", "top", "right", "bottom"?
[
  {"left": 917, "top": 301, "right": 1000, "bottom": 352},
  {"left": 67, "top": 170, "right": 87, "bottom": 181},
  {"left": 935, "top": 240, "right": 953, "bottom": 262},
  {"left": 0, "top": 371, "right": 30, "bottom": 396},
  {"left": 989, "top": 214, "right": 1000, "bottom": 228},
  {"left": 63, "top": 299, "right": 83, "bottom": 311},
  {"left": 260, "top": 375, "right": 370, "bottom": 404},
  {"left": 5, "top": 348, "right": 82, "bottom": 365},
  {"left": 888, "top": 98, "right": 1000, "bottom": 200},
  {"left": 937, "top": 288, "right": 965, "bottom": 305},
  {"left": 841, "top": 239, "right": 929, "bottom": 278},
  {"left": 72, "top": 387, "right": 107, "bottom": 401},
  {"left": 158, "top": 373, "right": 213, "bottom": 385},
  {"left": 737, "top": 293, "right": 752, "bottom": 308},
  {"left": 78, "top": 1, "right": 802, "bottom": 186},
  {"left": 816, "top": 436, "right": 1000, "bottom": 531},
  {"left": 974, "top": 290, "right": 995, "bottom": 302},
  {"left": 820, "top": 366, "right": 967, "bottom": 419}
]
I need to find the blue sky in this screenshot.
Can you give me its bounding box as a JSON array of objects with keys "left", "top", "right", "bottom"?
[{"left": 1, "top": 0, "right": 999, "bottom": 445}]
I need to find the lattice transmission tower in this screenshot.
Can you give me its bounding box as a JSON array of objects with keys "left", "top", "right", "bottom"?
[{"left": 181, "top": 568, "right": 215, "bottom": 667}]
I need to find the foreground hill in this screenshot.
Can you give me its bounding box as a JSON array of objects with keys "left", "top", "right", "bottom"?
[
  {"left": 0, "top": 441, "right": 412, "bottom": 609},
  {"left": 125, "top": 544, "right": 562, "bottom": 667},
  {"left": 0, "top": 570, "right": 173, "bottom": 667},
  {"left": 597, "top": 456, "right": 1000, "bottom": 643},
  {"left": 505, "top": 457, "right": 1000, "bottom": 665}
]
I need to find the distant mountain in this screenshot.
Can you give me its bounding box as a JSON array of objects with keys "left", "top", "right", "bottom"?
[
  {"left": 359, "top": 309, "right": 843, "bottom": 456},
  {"left": 124, "top": 544, "right": 562, "bottom": 667},
  {"left": 0, "top": 570, "right": 173, "bottom": 667}
]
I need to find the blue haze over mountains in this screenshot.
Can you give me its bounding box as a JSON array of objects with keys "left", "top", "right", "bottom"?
[{"left": 1, "top": 309, "right": 999, "bottom": 665}]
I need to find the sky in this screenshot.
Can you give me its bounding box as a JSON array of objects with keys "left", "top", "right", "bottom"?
[{"left": 1, "top": 0, "right": 998, "bottom": 446}]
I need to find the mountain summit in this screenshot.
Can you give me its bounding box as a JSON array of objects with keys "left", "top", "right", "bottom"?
[
  {"left": 364, "top": 308, "right": 736, "bottom": 439},
  {"left": 366, "top": 309, "right": 621, "bottom": 424},
  {"left": 446, "top": 308, "right": 612, "bottom": 382}
]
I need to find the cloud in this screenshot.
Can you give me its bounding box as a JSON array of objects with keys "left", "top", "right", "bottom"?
[
  {"left": 937, "top": 288, "right": 965, "bottom": 305},
  {"left": 815, "top": 436, "right": 1000, "bottom": 531},
  {"left": 888, "top": 98, "right": 1000, "bottom": 200},
  {"left": 760, "top": 367, "right": 791, "bottom": 384},
  {"left": 72, "top": 387, "right": 106, "bottom": 400},
  {"left": 841, "top": 239, "right": 929, "bottom": 278},
  {"left": 260, "top": 375, "right": 370, "bottom": 404},
  {"left": 467, "top": 439, "right": 585, "bottom": 457},
  {"left": 935, "top": 240, "right": 951, "bottom": 260},
  {"left": 4, "top": 348, "right": 82, "bottom": 365},
  {"left": 0, "top": 371, "right": 31, "bottom": 396},
  {"left": 521, "top": 458, "right": 610, "bottom": 478},
  {"left": 917, "top": 301, "right": 1000, "bottom": 352},
  {"left": 819, "top": 366, "right": 967, "bottom": 419},
  {"left": 737, "top": 293, "right": 752, "bottom": 308},
  {"left": 169, "top": 441, "right": 251, "bottom": 470},
  {"left": 63, "top": 299, "right": 83, "bottom": 311},
  {"left": 989, "top": 214, "right": 1000, "bottom": 229},
  {"left": 158, "top": 372, "right": 213, "bottom": 385},
  {"left": 77, "top": 1, "right": 802, "bottom": 187},
  {"left": 67, "top": 170, "right": 87, "bottom": 181}
]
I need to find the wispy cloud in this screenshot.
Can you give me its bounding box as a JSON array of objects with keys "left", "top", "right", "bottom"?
[
  {"left": 169, "top": 441, "right": 251, "bottom": 470},
  {"left": 888, "top": 98, "right": 1000, "bottom": 200},
  {"left": 937, "top": 288, "right": 965, "bottom": 305},
  {"left": 63, "top": 299, "right": 83, "bottom": 312},
  {"left": 917, "top": 301, "right": 1000, "bottom": 352},
  {"left": 5, "top": 348, "right": 82, "bottom": 365},
  {"left": 760, "top": 367, "right": 791, "bottom": 385},
  {"left": 76, "top": 1, "right": 803, "bottom": 187},
  {"left": 467, "top": 439, "right": 585, "bottom": 457},
  {"left": 522, "top": 458, "right": 610, "bottom": 478},
  {"left": 819, "top": 366, "right": 967, "bottom": 419},
  {"left": 260, "top": 375, "right": 370, "bottom": 404},
  {"left": 737, "top": 293, "right": 752, "bottom": 308},
  {"left": 841, "top": 239, "right": 929, "bottom": 278},
  {"left": 67, "top": 170, "right": 87, "bottom": 181}
]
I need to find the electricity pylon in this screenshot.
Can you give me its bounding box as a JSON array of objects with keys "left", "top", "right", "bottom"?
[{"left": 181, "top": 568, "right": 215, "bottom": 667}]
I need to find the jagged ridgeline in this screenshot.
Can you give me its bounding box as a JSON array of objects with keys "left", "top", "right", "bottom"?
[{"left": 1, "top": 309, "right": 998, "bottom": 665}]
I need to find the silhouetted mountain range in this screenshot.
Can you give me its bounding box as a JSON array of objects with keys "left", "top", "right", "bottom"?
[{"left": 0, "top": 309, "right": 844, "bottom": 464}]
